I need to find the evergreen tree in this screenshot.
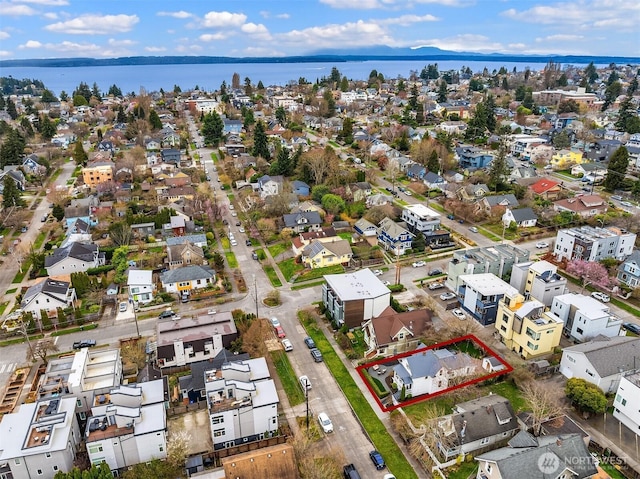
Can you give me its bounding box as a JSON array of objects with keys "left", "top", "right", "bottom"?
[
  {"left": 522, "top": 89, "right": 534, "bottom": 109},
  {"left": 51, "top": 203, "right": 65, "bottom": 221},
  {"left": 437, "top": 80, "right": 448, "bottom": 103},
  {"left": 501, "top": 77, "right": 509, "bottom": 91},
  {"left": 6, "top": 99, "right": 17, "bottom": 119},
  {"left": 603, "top": 146, "right": 629, "bottom": 192},
  {"left": 108, "top": 84, "right": 123, "bottom": 96},
  {"left": 628, "top": 77, "right": 638, "bottom": 96},
  {"left": 91, "top": 82, "right": 101, "bottom": 99},
  {"left": 59, "top": 90, "right": 68, "bottom": 101},
  {"left": 0, "top": 94, "right": 5, "bottom": 109},
  {"left": 0, "top": 127, "right": 25, "bottom": 167},
  {"left": 339, "top": 117, "right": 354, "bottom": 144},
  {"left": 615, "top": 96, "right": 635, "bottom": 132},
  {"left": 201, "top": 111, "right": 224, "bottom": 146},
  {"left": 271, "top": 148, "right": 292, "bottom": 176},
  {"left": 252, "top": 121, "right": 270, "bottom": 160},
  {"left": 73, "top": 140, "right": 88, "bottom": 166},
  {"left": 148, "top": 109, "right": 162, "bottom": 130},
  {"left": 552, "top": 130, "right": 571, "bottom": 149},
  {"left": 487, "top": 144, "right": 510, "bottom": 191},
  {"left": 257, "top": 80, "right": 265, "bottom": 90},
  {"left": 39, "top": 114, "right": 56, "bottom": 140},
  {"left": 322, "top": 89, "right": 335, "bottom": 118},
  {"left": 427, "top": 150, "right": 440, "bottom": 173},
  {"left": 2, "top": 175, "right": 23, "bottom": 208},
  {"left": 584, "top": 62, "right": 598, "bottom": 84},
  {"left": 241, "top": 106, "right": 255, "bottom": 128},
  {"left": 412, "top": 232, "right": 426, "bottom": 252},
  {"left": 601, "top": 81, "right": 622, "bottom": 111},
  {"left": 20, "top": 117, "right": 34, "bottom": 137},
  {"left": 244, "top": 77, "right": 253, "bottom": 96},
  {"left": 40, "top": 89, "right": 57, "bottom": 104},
  {"left": 73, "top": 81, "right": 92, "bottom": 103},
  {"left": 116, "top": 105, "right": 126, "bottom": 123},
  {"left": 408, "top": 84, "right": 419, "bottom": 110},
  {"left": 515, "top": 84, "right": 526, "bottom": 101},
  {"left": 275, "top": 106, "right": 287, "bottom": 126},
  {"left": 340, "top": 76, "right": 349, "bottom": 92}
]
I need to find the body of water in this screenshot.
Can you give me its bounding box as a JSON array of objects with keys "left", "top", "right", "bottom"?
[{"left": 0, "top": 59, "right": 559, "bottom": 96}]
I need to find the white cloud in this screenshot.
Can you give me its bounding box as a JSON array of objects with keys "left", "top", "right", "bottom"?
[
  {"left": 320, "top": 0, "right": 471, "bottom": 7},
  {"left": 0, "top": 50, "right": 11, "bottom": 57},
  {"left": 19, "top": 40, "right": 103, "bottom": 55},
  {"left": 174, "top": 44, "right": 203, "bottom": 53},
  {"left": 42, "top": 12, "right": 57, "bottom": 19},
  {"left": 319, "top": 0, "right": 384, "bottom": 9},
  {"left": 241, "top": 22, "right": 272, "bottom": 40},
  {"left": 276, "top": 13, "right": 290, "bottom": 19},
  {"left": 44, "top": 14, "right": 139, "bottom": 34},
  {"left": 501, "top": 1, "right": 638, "bottom": 30},
  {"left": 0, "top": 3, "right": 37, "bottom": 16},
  {"left": 243, "top": 46, "right": 286, "bottom": 57},
  {"left": 376, "top": 14, "right": 439, "bottom": 25},
  {"left": 535, "top": 34, "right": 584, "bottom": 43},
  {"left": 202, "top": 11, "right": 247, "bottom": 28},
  {"left": 157, "top": 10, "right": 192, "bottom": 19},
  {"left": 107, "top": 38, "right": 136, "bottom": 47},
  {"left": 279, "top": 20, "right": 395, "bottom": 49},
  {"left": 199, "top": 32, "right": 232, "bottom": 42},
  {"left": 412, "top": 34, "right": 504, "bottom": 52},
  {"left": 145, "top": 46, "right": 167, "bottom": 53},
  {"left": 0, "top": 30, "right": 9, "bottom": 40},
  {"left": 20, "top": 40, "right": 42, "bottom": 48}
]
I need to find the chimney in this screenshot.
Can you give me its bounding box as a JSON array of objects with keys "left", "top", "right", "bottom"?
[
  {"left": 460, "top": 420, "right": 467, "bottom": 438},
  {"left": 556, "top": 438, "right": 563, "bottom": 446}
]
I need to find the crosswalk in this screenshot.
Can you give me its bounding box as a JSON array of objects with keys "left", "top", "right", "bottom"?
[{"left": 0, "top": 363, "right": 17, "bottom": 374}]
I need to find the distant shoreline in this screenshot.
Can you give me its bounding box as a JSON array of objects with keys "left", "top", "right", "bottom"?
[{"left": 2, "top": 53, "right": 639, "bottom": 69}]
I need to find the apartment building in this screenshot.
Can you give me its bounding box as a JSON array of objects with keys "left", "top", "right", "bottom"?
[
  {"left": 457, "top": 273, "right": 519, "bottom": 326},
  {"left": 509, "top": 260, "right": 568, "bottom": 306},
  {"left": 554, "top": 226, "right": 636, "bottom": 262},
  {"left": 613, "top": 371, "right": 640, "bottom": 437},
  {"left": 551, "top": 293, "right": 623, "bottom": 342}
]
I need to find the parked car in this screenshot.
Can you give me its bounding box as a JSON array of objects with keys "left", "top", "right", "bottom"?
[
  {"left": 428, "top": 268, "right": 442, "bottom": 276},
  {"left": 310, "top": 348, "right": 323, "bottom": 362},
  {"left": 622, "top": 322, "right": 640, "bottom": 335},
  {"left": 369, "top": 450, "right": 386, "bottom": 470},
  {"left": 73, "top": 339, "right": 96, "bottom": 349},
  {"left": 469, "top": 226, "right": 478, "bottom": 233},
  {"left": 428, "top": 282, "right": 445, "bottom": 290},
  {"left": 230, "top": 240, "right": 238, "bottom": 246},
  {"left": 299, "top": 375, "right": 311, "bottom": 390},
  {"left": 239, "top": 227, "right": 245, "bottom": 233},
  {"left": 158, "top": 310, "right": 176, "bottom": 319},
  {"left": 611, "top": 195, "right": 623, "bottom": 201},
  {"left": 447, "top": 214, "right": 455, "bottom": 220},
  {"left": 317, "top": 412, "right": 334, "bottom": 433},
  {"left": 270, "top": 317, "right": 280, "bottom": 328},
  {"left": 304, "top": 337, "right": 316, "bottom": 349},
  {"left": 281, "top": 338, "right": 293, "bottom": 352},
  {"left": 412, "top": 261, "right": 426, "bottom": 268},
  {"left": 452, "top": 309, "right": 466, "bottom": 320},
  {"left": 535, "top": 241, "right": 549, "bottom": 248},
  {"left": 274, "top": 326, "right": 286, "bottom": 338},
  {"left": 235, "top": 221, "right": 241, "bottom": 226},
  {"left": 246, "top": 239, "right": 252, "bottom": 246},
  {"left": 119, "top": 302, "right": 128, "bottom": 312},
  {"left": 252, "top": 252, "right": 259, "bottom": 260},
  {"left": 343, "top": 464, "right": 362, "bottom": 479},
  {"left": 383, "top": 475, "right": 397, "bottom": 479},
  {"left": 591, "top": 291, "right": 610, "bottom": 302},
  {"left": 373, "top": 269, "right": 383, "bottom": 276},
  {"left": 207, "top": 309, "right": 217, "bottom": 315},
  {"left": 372, "top": 364, "right": 387, "bottom": 375},
  {"left": 382, "top": 280, "right": 391, "bottom": 286},
  {"left": 440, "top": 292, "right": 456, "bottom": 301},
  {"left": 21, "top": 226, "right": 28, "bottom": 233}
]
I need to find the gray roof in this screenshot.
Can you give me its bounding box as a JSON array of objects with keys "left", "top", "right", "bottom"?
[
  {"left": 563, "top": 336, "right": 640, "bottom": 377},
  {"left": 44, "top": 242, "right": 98, "bottom": 267},
  {"left": 165, "top": 233, "right": 207, "bottom": 246},
  {"left": 283, "top": 211, "right": 322, "bottom": 228},
  {"left": 22, "top": 278, "right": 70, "bottom": 304},
  {"left": 509, "top": 207, "right": 538, "bottom": 222},
  {"left": 445, "top": 395, "right": 517, "bottom": 446},
  {"left": 476, "top": 433, "right": 597, "bottom": 479},
  {"left": 485, "top": 194, "right": 519, "bottom": 207},
  {"left": 160, "top": 265, "right": 215, "bottom": 284},
  {"left": 178, "top": 350, "right": 250, "bottom": 394}
]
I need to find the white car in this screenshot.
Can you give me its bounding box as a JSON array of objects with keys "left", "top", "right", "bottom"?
[
  {"left": 207, "top": 309, "right": 216, "bottom": 315},
  {"left": 231, "top": 212, "right": 238, "bottom": 217},
  {"left": 452, "top": 309, "right": 466, "bottom": 320},
  {"left": 373, "top": 269, "right": 383, "bottom": 276},
  {"left": 299, "top": 375, "right": 311, "bottom": 390},
  {"left": 317, "top": 412, "right": 334, "bottom": 433},
  {"left": 412, "top": 261, "right": 426, "bottom": 268},
  {"left": 535, "top": 241, "right": 549, "bottom": 248},
  {"left": 230, "top": 240, "right": 238, "bottom": 246},
  {"left": 440, "top": 292, "right": 456, "bottom": 301},
  {"left": 382, "top": 280, "right": 391, "bottom": 286},
  {"left": 544, "top": 165, "right": 553, "bottom": 170},
  {"left": 119, "top": 302, "right": 128, "bottom": 313},
  {"left": 238, "top": 227, "right": 245, "bottom": 233},
  {"left": 270, "top": 317, "right": 280, "bottom": 328},
  {"left": 591, "top": 291, "right": 610, "bottom": 303},
  {"left": 281, "top": 338, "right": 293, "bottom": 352}
]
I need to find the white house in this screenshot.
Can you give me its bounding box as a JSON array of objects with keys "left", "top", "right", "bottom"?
[
  {"left": 44, "top": 242, "right": 104, "bottom": 277},
  {"left": 501, "top": 207, "right": 538, "bottom": 228},
  {"left": 400, "top": 204, "right": 441, "bottom": 234},
  {"left": 85, "top": 380, "right": 167, "bottom": 470},
  {"left": 20, "top": 278, "right": 77, "bottom": 315},
  {"left": 159, "top": 265, "right": 216, "bottom": 295},
  {"left": 559, "top": 336, "right": 640, "bottom": 393},
  {"left": 613, "top": 370, "right": 640, "bottom": 437},
  {"left": 0, "top": 397, "right": 82, "bottom": 479},
  {"left": 392, "top": 347, "right": 481, "bottom": 400},
  {"left": 204, "top": 358, "right": 279, "bottom": 450},
  {"left": 127, "top": 269, "right": 155, "bottom": 304},
  {"left": 550, "top": 293, "right": 622, "bottom": 342}
]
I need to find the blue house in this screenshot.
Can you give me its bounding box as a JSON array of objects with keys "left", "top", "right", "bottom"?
[
  {"left": 161, "top": 148, "right": 181, "bottom": 165},
  {"left": 292, "top": 180, "right": 310, "bottom": 197},
  {"left": 407, "top": 163, "right": 426, "bottom": 180},
  {"left": 377, "top": 217, "right": 414, "bottom": 255},
  {"left": 223, "top": 119, "right": 243, "bottom": 135},
  {"left": 617, "top": 250, "right": 640, "bottom": 289},
  {"left": 456, "top": 145, "right": 494, "bottom": 169}
]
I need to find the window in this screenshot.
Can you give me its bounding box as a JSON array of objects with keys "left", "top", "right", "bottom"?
[
  {"left": 76, "top": 399, "right": 82, "bottom": 407},
  {"left": 577, "top": 327, "right": 584, "bottom": 334},
  {"left": 486, "top": 464, "right": 492, "bottom": 474},
  {"left": 89, "top": 445, "right": 104, "bottom": 454},
  {"left": 79, "top": 411, "right": 86, "bottom": 420},
  {"left": 14, "top": 459, "right": 20, "bottom": 465},
  {"left": 214, "top": 428, "right": 225, "bottom": 437},
  {"left": 45, "top": 452, "right": 51, "bottom": 458},
  {"left": 212, "top": 416, "right": 224, "bottom": 424},
  {"left": 159, "top": 446, "right": 164, "bottom": 452},
  {"left": 586, "top": 369, "right": 594, "bottom": 377}
]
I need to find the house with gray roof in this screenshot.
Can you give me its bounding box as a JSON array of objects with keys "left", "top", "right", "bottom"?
[
  {"left": 436, "top": 394, "right": 519, "bottom": 461},
  {"left": 159, "top": 265, "right": 216, "bottom": 295},
  {"left": 617, "top": 249, "right": 640, "bottom": 289},
  {"left": 475, "top": 432, "right": 597, "bottom": 479},
  {"left": 392, "top": 347, "right": 481, "bottom": 400},
  {"left": 44, "top": 242, "right": 104, "bottom": 277},
  {"left": 282, "top": 211, "right": 322, "bottom": 233},
  {"left": 21, "top": 278, "right": 77, "bottom": 315},
  {"left": 165, "top": 233, "right": 207, "bottom": 248},
  {"left": 559, "top": 335, "right": 640, "bottom": 393},
  {"left": 301, "top": 238, "right": 352, "bottom": 269},
  {"left": 502, "top": 207, "right": 538, "bottom": 228},
  {"left": 478, "top": 194, "right": 519, "bottom": 215},
  {"left": 377, "top": 217, "right": 414, "bottom": 255},
  {"left": 354, "top": 217, "right": 378, "bottom": 238}
]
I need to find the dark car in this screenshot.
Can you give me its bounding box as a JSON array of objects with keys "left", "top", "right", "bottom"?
[
  {"left": 623, "top": 322, "right": 640, "bottom": 335},
  {"left": 310, "top": 348, "right": 323, "bottom": 362},
  {"left": 245, "top": 239, "right": 252, "bottom": 246},
  {"left": 73, "top": 339, "right": 96, "bottom": 349},
  {"left": 447, "top": 214, "right": 455, "bottom": 220},
  {"left": 428, "top": 268, "right": 442, "bottom": 276},
  {"left": 158, "top": 310, "right": 176, "bottom": 319},
  {"left": 369, "top": 450, "right": 385, "bottom": 470},
  {"left": 236, "top": 221, "right": 241, "bottom": 226},
  {"left": 304, "top": 337, "right": 316, "bottom": 349},
  {"left": 343, "top": 464, "right": 362, "bottom": 479}
]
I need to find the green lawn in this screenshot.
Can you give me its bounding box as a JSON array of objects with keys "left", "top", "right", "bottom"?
[
  {"left": 486, "top": 381, "right": 528, "bottom": 412},
  {"left": 224, "top": 252, "right": 238, "bottom": 268},
  {"left": 278, "top": 258, "right": 304, "bottom": 282},
  {"left": 299, "top": 312, "right": 418, "bottom": 479},
  {"left": 482, "top": 222, "right": 518, "bottom": 240},
  {"left": 33, "top": 231, "right": 47, "bottom": 249},
  {"left": 264, "top": 265, "right": 282, "bottom": 287},
  {"left": 446, "top": 460, "right": 478, "bottom": 479},
  {"left": 0, "top": 301, "right": 8, "bottom": 316},
  {"left": 428, "top": 202, "right": 446, "bottom": 213},
  {"left": 291, "top": 280, "right": 325, "bottom": 291},
  {"left": 268, "top": 243, "right": 288, "bottom": 258},
  {"left": 338, "top": 232, "right": 352, "bottom": 241},
  {"left": 294, "top": 265, "right": 344, "bottom": 283},
  {"left": 270, "top": 350, "right": 306, "bottom": 406}
]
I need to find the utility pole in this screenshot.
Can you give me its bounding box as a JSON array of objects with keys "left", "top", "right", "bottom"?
[
  {"left": 305, "top": 380, "right": 310, "bottom": 431},
  {"left": 395, "top": 246, "right": 401, "bottom": 285},
  {"left": 253, "top": 275, "right": 259, "bottom": 319}
]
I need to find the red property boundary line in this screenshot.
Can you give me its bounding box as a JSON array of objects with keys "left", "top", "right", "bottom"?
[{"left": 356, "top": 334, "right": 513, "bottom": 412}]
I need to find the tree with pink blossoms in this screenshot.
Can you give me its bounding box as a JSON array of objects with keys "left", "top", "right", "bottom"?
[{"left": 566, "top": 259, "right": 616, "bottom": 293}]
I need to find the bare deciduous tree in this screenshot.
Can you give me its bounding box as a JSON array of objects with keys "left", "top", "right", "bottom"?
[
  {"left": 29, "top": 338, "right": 59, "bottom": 365},
  {"left": 521, "top": 380, "right": 566, "bottom": 436}
]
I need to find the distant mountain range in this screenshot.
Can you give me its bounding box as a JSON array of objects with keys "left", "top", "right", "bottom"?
[{"left": 1, "top": 46, "right": 638, "bottom": 68}]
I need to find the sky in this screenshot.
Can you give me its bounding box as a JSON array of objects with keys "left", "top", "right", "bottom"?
[{"left": 0, "top": 0, "right": 638, "bottom": 60}]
